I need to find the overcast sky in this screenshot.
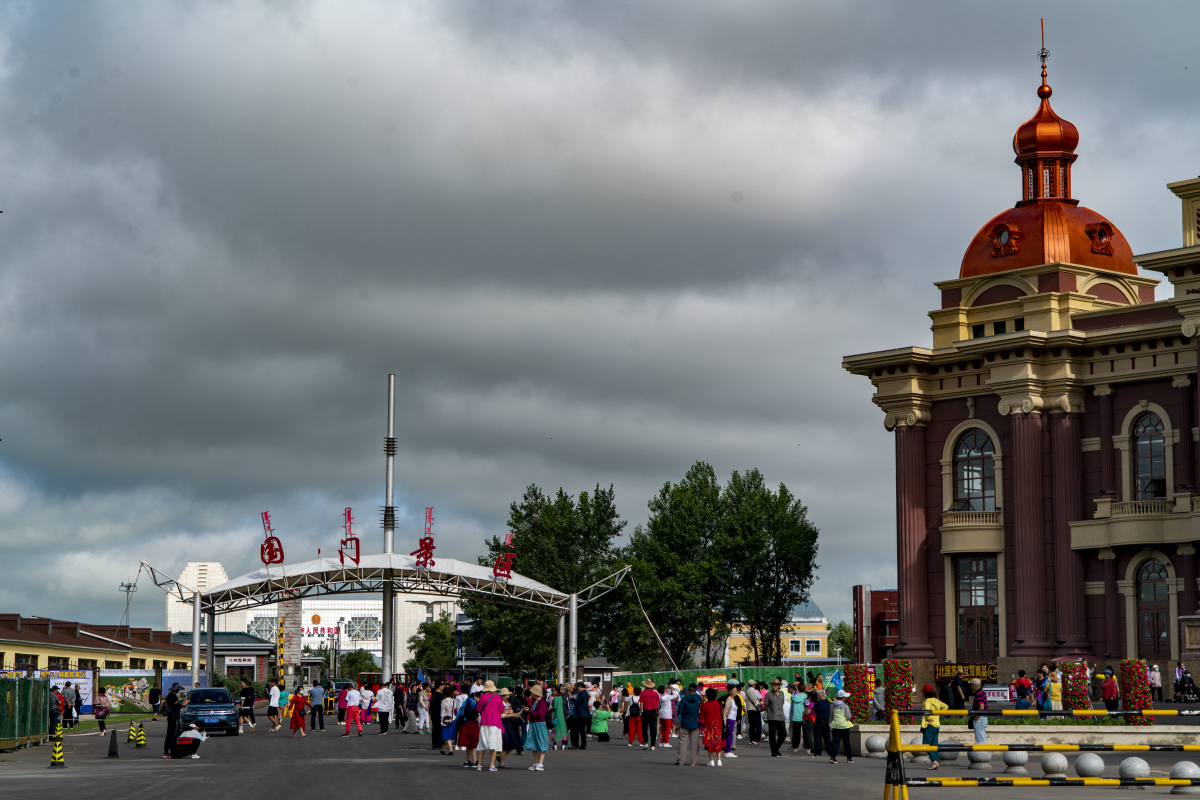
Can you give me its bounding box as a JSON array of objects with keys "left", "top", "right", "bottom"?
[{"left": 0, "top": 1, "right": 1197, "bottom": 637}]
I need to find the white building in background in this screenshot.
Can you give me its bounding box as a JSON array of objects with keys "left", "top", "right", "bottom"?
[
  {"left": 245, "top": 594, "right": 460, "bottom": 667},
  {"left": 165, "top": 562, "right": 247, "bottom": 633}
]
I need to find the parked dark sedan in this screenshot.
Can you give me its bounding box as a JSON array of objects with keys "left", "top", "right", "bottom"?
[{"left": 181, "top": 688, "right": 240, "bottom": 735}]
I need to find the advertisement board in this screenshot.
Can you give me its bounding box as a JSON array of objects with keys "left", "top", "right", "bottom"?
[
  {"left": 162, "top": 669, "right": 207, "bottom": 689},
  {"left": 98, "top": 670, "right": 156, "bottom": 710},
  {"left": 36, "top": 670, "right": 94, "bottom": 713}
]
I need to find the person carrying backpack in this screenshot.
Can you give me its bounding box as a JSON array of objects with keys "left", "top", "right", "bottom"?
[
  {"left": 627, "top": 686, "right": 643, "bottom": 746},
  {"left": 456, "top": 689, "right": 481, "bottom": 768}
]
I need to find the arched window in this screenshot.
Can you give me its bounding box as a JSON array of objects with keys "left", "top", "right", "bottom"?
[
  {"left": 951, "top": 430, "right": 996, "bottom": 511},
  {"left": 1133, "top": 413, "right": 1166, "bottom": 499},
  {"left": 1136, "top": 559, "right": 1170, "bottom": 661}
]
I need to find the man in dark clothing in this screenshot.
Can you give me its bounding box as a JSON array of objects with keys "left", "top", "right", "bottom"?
[
  {"left": 811, "top": 691, "right": 833, "bottom": 757},
  {"left": 571, "top": 683, "right": 591, "bottom": 750},
  {"left": 674, "top": 684, "right": 702, "bottom": 766},
  {"left": 149, "top": 684, "right": 162, "bottom": 722},
  {"left": 950, "top": 670, "right": 968, "bottom": 710},
  {"left": 163, "top": 685, "right": 187, "bottom": 758},
  {"left": 430, "top": 683, "right": 444, "bottom": 751}
]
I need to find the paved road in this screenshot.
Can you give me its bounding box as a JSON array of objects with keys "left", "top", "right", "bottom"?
[{"left": 3, "top": 720, "right": 1200, "bottom": 799}]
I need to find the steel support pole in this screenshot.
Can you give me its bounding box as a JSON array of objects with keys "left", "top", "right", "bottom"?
[
  {"left": 568, "top": 593, "right": 578, "bottom": 685},
  {"left": 190, "top": 593, "right": 201, "bottom": 688},
  {"left": 556, "top": 615, "right": 565, "bottom": 686},
  {"left": 206, "top": 612, "right": 216, "bottom": 686},
  {"left": 382, "top": 374, "right": 396, "bottom": 683}
]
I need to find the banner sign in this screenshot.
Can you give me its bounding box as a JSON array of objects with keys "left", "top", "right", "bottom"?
[
  {"left": 36, "top": 670, "right": 94, "bottom": 713},
  {"left": 226, "top": 657, "right": 256, "bottom": 666},
  {"left": 934, "top": 663, "right": 999, "bottom": 682},
  {"left": 696, "top": 674, "right": 727, "bottom": 691}
]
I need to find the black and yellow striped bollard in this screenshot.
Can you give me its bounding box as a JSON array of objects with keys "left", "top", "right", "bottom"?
[
  {"left": 136, "top": 722, "right": 146, "bottom": 748},
  {"left": 49, "top": 721, "right": 66, "bottom": 768},
  {"left": 128, "top": 720, "right": 138, "bottom": 742}
]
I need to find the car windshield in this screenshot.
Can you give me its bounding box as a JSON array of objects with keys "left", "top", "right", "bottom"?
[{"left": 189, "top": 689, "right": 233, "bottom": 704}]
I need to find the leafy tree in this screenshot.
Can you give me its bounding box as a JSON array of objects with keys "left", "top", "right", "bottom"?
[
  {"left": 827, "top": 620, "right": 854, "bottom": 662},
  {"left": 606, "top": 462, "right": 726, "bottom": 671},
  {"left": 461, "top": 484, "right": 625, "bottom": 674},
  {"left": 303, "top": 643, "right": 332, "bottom": 675},
  {"left": 404, "top": 611, "right": 457, "bottom": 670},
  {"left": 723, "top": 469, "right": 820, "bottom": 666},
  {"left": 338, "top": 648, "right": 378, "bottom": 680}
]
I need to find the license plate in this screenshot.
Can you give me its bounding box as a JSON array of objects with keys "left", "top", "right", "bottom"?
[{"left": 204, "top": 717, "right": 218, "bottom": 724}]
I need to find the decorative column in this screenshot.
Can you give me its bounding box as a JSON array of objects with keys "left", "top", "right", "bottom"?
[
  {"left": 1179, "top": 544, "right": 1198, "bottom": 618},
  {"left": 1050, "top": 408, "right": 1090, "bottom": 653},
  {"left": 890, "top": 409, "right": 936, "bottom": 659},
  {"left": 1175, "top": 376, "right": 1197, "bottom": 492},
  {"left": 1100, "top": 548, "right": 1120, "bottom": 658},
  {"left": 1095, "top": 385, "right": 1115, "bottom": 495},
  {"left": 1005, "top": 403, "right": 1052, "bottom": 655}
]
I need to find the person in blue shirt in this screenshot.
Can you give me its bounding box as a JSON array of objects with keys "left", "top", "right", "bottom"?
[
  {"left": 570, "top": 682, "right": 591, "bottom": 750},
  {"left": 674, "top": 684, "right": 703, "bottom": 766}
]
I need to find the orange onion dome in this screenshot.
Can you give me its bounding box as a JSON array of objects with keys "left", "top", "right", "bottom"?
[{"left": 960, "top": 61, "right": 1134, "bottom": 279}]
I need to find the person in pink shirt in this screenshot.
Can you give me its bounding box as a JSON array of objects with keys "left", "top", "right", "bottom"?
[
  {"left": 475, "top": 681, "right": 505, "bottom": 771},
  {"left": 639, "top": 679, "right": 662, "bottom": 751}
]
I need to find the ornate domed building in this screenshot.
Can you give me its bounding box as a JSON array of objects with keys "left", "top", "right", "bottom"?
[{"left": 843, "top": 54, "right": 1200, "bottom": 686}]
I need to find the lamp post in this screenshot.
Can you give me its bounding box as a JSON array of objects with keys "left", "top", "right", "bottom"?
[{"left": 336, "top": 617, "right": 345, "bottom": 678}]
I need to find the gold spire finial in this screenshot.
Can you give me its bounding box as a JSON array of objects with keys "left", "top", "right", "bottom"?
[{"left": 1037, "top": 18, "right": 1051, "bottom": 99}]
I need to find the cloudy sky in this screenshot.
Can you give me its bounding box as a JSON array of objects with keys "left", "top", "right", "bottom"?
[{"left": 0, "top": 1, "right": 1197, "bottom": 635}]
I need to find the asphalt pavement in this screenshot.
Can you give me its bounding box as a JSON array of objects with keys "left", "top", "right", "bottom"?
[{"left": 3, "top": 719, "right": 1200, "bottom": 799}]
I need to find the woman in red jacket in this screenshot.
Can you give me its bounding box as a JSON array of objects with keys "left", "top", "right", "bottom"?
[
  {"left": 290, "top": 691, "right": 310, "bottom": 738},
  {"left": 699, "top": 688, "right": 725, "bottom": 767}
]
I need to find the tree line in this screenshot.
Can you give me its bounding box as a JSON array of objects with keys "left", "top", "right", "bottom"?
[{"left": 425, "top": 461, "right": 820, "bottom": 674}]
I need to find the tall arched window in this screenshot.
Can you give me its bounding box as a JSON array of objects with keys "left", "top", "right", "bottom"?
[
  {"left": 952, "top": 430, "right": 996, "bottom": 511},
  {"left": 1136, "top": 559, "right": 1170, "bottom": 661},
  {"left": 1133, "top": 413, "right": 1166, "bottom": 499}
]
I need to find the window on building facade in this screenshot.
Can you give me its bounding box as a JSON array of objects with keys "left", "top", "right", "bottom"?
[
  {"left": 78, "top": 659, "right": 97, "bottom": 670},
  {"left": 153, "top": 660, "right": 168, "bottom": 670},
  {"left": 15, "top": 654, "right": 36, "bottom": 669},
  {"left": 973, "top": 324, "right": 985, "bottom": 339},
  {"left": 956, "top": 557, "right": 999, "bottom": 661},
  {"left": 805, "top": 639, "right": 821, "bottom": 654},
  {"left": 957, "top": 557, "right": 999, "bottom": 607},
  {"left": 105, "top": 661, "right": 124, "bottom": 669},
  {"left": 130, "top": 658, "right": 146, "bottom": 669},
  {"left": 993, "top": 321, "right": 1006, "bottom": 335},
  {"left": 951, "top": 430, "right": 996, "bottom": 511},
  {"left": 1014, "top": 318, "right": 1025, "bottom": 332},
  {"left": 789, "top": 640, "right": 802, "bottom": 655},
  {"left": 1133, "top": 413, "right": 1167, "bottom": 499},
  {"left": 47, "top": 656, "right": 70, "bottom": 669},
  {"left": 248, "top": 617, "right": 277, "bottom": 641},
  {"left": 346, "top": 616, "right": 382, "bottom": 641},
  {"left": 174, "top": 662, "right": 188, "bottom": 669}
]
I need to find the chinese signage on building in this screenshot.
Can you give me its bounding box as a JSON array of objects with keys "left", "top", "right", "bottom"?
[{"left": 934, "top": 663, "right": 999, "bottom": 682}]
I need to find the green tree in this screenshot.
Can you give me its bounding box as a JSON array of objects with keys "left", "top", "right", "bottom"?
[
  {"left": 404, "top": 611, "right": 457, "bottom": 670},
  {"left": 339, "top": 648, "right": 378, "bottom": 680},
  {"left": 460, "top": 484, "right": 626, "bottom": 674},
  {"left": 723, "top": 469, "right": 820, "bottom": 666},
  {"left": 303, "top": 643, "right": 332, "bottom": 676},
  {"left": 827, "top": 620, "right": 854, "bottom": 662},
  {"left": 606, "top": 462, "right": 726, "bottom": 671}
]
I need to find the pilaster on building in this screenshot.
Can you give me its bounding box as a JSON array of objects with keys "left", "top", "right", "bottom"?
[{"left": 843, "top": 57, "right": 1200, "bottom": 684}]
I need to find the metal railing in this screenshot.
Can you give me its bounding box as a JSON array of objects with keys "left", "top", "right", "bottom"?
[{"left": 884, "top": 708, "right": 1200, "bottom": 795}]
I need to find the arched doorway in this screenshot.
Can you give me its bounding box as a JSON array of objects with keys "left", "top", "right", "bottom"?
[
  {"left": 955, "top": 556, "right": 999, "bottom": 663},
  {"left": 1136, "top": 559, "right": 1170, "bottom": 662}
]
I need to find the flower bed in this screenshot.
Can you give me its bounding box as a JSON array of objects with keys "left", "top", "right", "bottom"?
[
  {"left": 842, "top": 664, "right": 873, "bottom": 721},
  {"left": 1119, "top": 658, "right": 1154, "bottom": 726},
  {"left": 1060, "top": 662, "right": 1090, "bottom": 712},
  {"left": 882, "top": 659, "right": 911, "bottom": 720}
]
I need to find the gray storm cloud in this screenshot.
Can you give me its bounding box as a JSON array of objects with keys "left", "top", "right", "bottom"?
[{"left": 0, "top": 0, "right": 1196, "bottom": 630}]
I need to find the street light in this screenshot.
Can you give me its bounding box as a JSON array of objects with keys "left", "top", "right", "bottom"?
[{"left": 335, "top": 617, "right": 345, "bottom": 678}]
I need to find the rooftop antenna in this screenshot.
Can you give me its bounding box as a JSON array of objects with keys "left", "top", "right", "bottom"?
[{"left": 118, "top": 581, "right": 137, "bottom": 628}]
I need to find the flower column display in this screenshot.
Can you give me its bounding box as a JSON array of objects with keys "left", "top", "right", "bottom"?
[
  {"left": 843, "top": 664, "right": 873, "bottom": 722},
  {"left": 1119, "top": 659, "right": 1154, "bottom": 726},
  {"left": 882, "top": 660, "right": 913, "bottom": 720},
  {"left": 1059, "top": 662, "right": 1090, "bottom": 711}
]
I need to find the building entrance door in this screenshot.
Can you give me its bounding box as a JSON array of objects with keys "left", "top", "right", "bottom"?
[
  {"left": 1137, "top": 559, "right": 1171, "bottom": 662},
  {"left": 956, "top": 556, "right": 999, "bottom": 663}
]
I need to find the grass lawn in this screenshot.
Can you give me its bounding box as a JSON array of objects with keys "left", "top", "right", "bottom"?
[{"left": 65, "top": 713, "right": 155, "bottom": 734}]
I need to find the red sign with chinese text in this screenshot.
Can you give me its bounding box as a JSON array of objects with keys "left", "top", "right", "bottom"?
[
  {"left": 260, "top": 511, "right": 284, "bottom": 565},
  {"left": 339, "top": 507, "right": 360, "bottom": 566},
  {"left": 411, "top": 506, "right": 436, "bottom": 567}
]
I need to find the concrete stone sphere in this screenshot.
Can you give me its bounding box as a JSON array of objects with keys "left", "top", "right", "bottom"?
[
  {"left": 1119, "top": 757, "right": 1151, "bottom": 780},
  {"left": 1041, "top": 752, "right": 1069, "bottom": 777},
  {"left": 968, "top": 750, "right": 993, "bottom": 770},
  {"left": 939, "top": 745, "right": 961, "bottom": 762},
  {"left": 1169, "top": 761, "right": 1200, "bottom": 795},
  {"left": 1074, "top": 753, "right": 1106, "bottom": 778},
  {"left": 909, "top": 736, "right": 930, "bottom": 763},
  {"left": 1002, "top": 750, "right": 1029, "bottom": 775},
  {"left": 864, "top": 734, "right": 887, "bottom": 758}
]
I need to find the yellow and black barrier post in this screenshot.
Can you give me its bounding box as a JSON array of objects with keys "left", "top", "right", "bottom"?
[
  {"left": 135, "top": 722, "right": 146, "bottom": 748},
  {"left": 48, "top": 721, "right": 66, "bottom": 768},
  {"left": 886, "top": 707, "right": 1200, "bottom": 793},
  {"left": 127, "top": 719, "right": 137, "bottom": 742}
]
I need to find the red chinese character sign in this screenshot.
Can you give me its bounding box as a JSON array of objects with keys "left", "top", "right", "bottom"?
[
  {"left": 339, "top": 507, "right": 360, "bottom": 566},
  {"left": 493, "top": 532, "right": 515, "bottom": 582},
  {"left": 260, "top": 511, "right": 284, "bottom": 566},
  {"left": 411, "top": 506, "right": 436, "bottom": 568}
]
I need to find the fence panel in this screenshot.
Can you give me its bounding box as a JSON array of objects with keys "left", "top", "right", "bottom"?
[{"left": 0, "top": 677, "right": 49, "bottom": 750}]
